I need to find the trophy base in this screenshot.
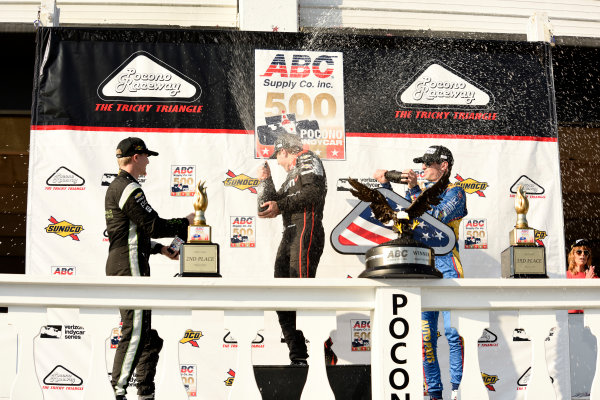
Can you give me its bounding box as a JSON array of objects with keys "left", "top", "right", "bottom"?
[
  {"left": 358, "top": 264, "right": 443, "bottom": 279},
  {"left": 359, "top": 237, "right": 442, "bottom": 279},
  {"left": 180, "top": 242, "right": 221, "bottom": 277},
  {"left": 501, "top": 245, "right": 547, "bottom": 279}
]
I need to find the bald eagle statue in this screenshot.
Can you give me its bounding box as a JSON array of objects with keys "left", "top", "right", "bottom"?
[{"left": 347, "top": 172, "right": 450, "bottom": 239}]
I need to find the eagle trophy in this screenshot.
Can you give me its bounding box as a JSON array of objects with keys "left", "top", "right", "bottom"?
[
  {"left": 348, "top": 172, "right": 450, "bottom": 279},
  {"left": 347, "top": 172, "right": 449, "bottom": 240}
]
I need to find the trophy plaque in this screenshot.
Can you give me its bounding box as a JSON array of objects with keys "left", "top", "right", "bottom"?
[
  {"left": 180, "top": 181, "right": 221, "bottom": 277},
  {"left": 501, "top": 185, "right": 547, "bottom": 278},
  {"left": 346, "top": 176, "right": 447, "bottom": 279}
]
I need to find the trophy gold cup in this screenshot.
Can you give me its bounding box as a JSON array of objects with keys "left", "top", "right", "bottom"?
[
  {"left": 180, "top": 181, "right": 221, "bottom": 277},
  {"left": 501, "top": 185, "right": 547, "bottom": 278}
]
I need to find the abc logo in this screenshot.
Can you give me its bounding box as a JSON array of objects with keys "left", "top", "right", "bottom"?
[
  {"left": 51, "top": 267, "right": 75, "bottom": 276},
  {"left": 181, "top": 365, "right": 195, "bottom": 373},
  {"left": 232, "top": 217, "right": 253, "bottom": 224},
  {"left": 465, "top": 220, "right": 485, "bottom": 228},
  {"left": 173, "top": 166, "right": 194, "bottom": 174}
]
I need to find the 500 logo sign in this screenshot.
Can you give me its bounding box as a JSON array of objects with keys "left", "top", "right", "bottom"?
[
  {"left": 254, "top": 49, "right": 345, "bottom": 160},
  {"left": 180, "top": 365, "right": 197, "bottom": 397},
  {"left": 171, "top": 165, "right": 195, "bottom": 197},
  {"left": 463, "top": 218, "right": 487, "bottom": 249},
  {"left": 351, "top": 319, "right": 371, "bottom": 351}
]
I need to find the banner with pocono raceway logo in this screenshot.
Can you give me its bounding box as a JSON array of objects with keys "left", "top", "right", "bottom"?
[{"left": 23, "top": 28, "right": 569, "bottom": 399}]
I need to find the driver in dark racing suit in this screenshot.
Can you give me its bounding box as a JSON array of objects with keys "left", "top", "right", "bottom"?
[
  {"left": 257, "top": 133, "right": 335, "bottom": 365},
  {"left": 105, "top": 137, "right": 193, "bottom": 400}
]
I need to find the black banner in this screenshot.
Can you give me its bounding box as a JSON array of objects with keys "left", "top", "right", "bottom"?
[{"left": 32, "top": 27, "right": 556, "bottom": 139}]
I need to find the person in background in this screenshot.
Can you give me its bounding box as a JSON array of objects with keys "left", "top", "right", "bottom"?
[{"left": 567, "top": 239, "right": 597, "bottom": 314}]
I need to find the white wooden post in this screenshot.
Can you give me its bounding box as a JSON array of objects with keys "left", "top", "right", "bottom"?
[
  {"left": 519, "top": 309, "right": 557, "bottom": 400},
  {"left": 154, "top": 309, "right": 191, "bottom": 400},
  {"left": 297, "top": 310, "right": 336, "bottom": 400},
  {"left": 40, "top": 0, "right": 59, "bottom": 26},
  {"left": 371, "top": 287, "right": 423, "bottom": 399},
  {"left": 8, "top": 306, "right": 45, "bottom": 400},
  {"left": 585, "top": 310, "right": 600, "bottom": 400},
  {"left": 453, "top": 310, "right": 490, "bottom": 399},
  {"left": 80, "top": 307, "right": 119, "bottom": 400},
  {"left": 224, "top": 310, "right": 263, "bottom": 400},
  {"left": 238, "top": 0, "right": 298, "bottom": 32}
]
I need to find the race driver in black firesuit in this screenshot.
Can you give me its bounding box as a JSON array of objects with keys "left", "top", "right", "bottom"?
[
  {"left": 105, "top": 137, "right": 193, "bottom": 400},
  {"left": 257, "top": 133, "right": 336, "bottom": 366}
]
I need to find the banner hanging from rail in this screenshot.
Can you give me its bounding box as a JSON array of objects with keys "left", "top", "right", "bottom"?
[{"left": 25, "top": 27, "right": 568, "bottom": 400}]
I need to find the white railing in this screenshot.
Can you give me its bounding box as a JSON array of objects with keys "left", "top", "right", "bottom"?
[{"left": 1, "top": 274, "right": 600, "bottom": 399}]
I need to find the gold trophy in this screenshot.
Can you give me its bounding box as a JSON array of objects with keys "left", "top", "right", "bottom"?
[
  {"left": 501, "top": 185, "right": 547, "bottom": 278},
  {"left": 180, "top": 181, "right": 221, "bottom": 277},
  {"left": 509, "top": 185, "right": 535, "bottom": 245}
]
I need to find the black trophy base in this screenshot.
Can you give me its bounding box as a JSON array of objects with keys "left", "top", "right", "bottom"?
[
  {"left": 501, "top": 246, "right": 547, "bottom": 279},
  {"left": 359, "top": 236, "right": 442, "bottom": 279}
]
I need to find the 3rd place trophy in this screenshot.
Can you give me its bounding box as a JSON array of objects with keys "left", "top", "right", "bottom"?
[{"left": 501, "top": 185, "right": 547, "bottom": 278}]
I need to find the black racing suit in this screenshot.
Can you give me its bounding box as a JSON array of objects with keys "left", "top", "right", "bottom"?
[
  {"left": 257, "top": 150, "right": 327, "bottom": 361},
  {"left": 105, "top": 169, "right": 188, "bottom": 396}
]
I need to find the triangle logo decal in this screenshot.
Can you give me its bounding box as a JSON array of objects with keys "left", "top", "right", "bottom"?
[{"left": 98, "top": 51, "right": 201, "bottom": 103}]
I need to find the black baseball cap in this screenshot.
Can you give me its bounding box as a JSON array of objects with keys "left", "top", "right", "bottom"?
[
  {"left": 270, "top": 133, "right": 304, "bottom": 159},
  {"left": 116, "top": 137, "right": 159, "bottom": 158},
  {"left": 413, "top": 145, "right": 454, "bottom": 167},
  {"left": 571, "top": 239, "right": 591, "bottom": 249}
]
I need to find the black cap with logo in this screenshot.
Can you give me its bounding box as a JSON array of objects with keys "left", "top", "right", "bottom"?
[
  {"left": 116, "top": 137, "right": 159, "bottom": 158},
  {"left": 571, "top": 238, "right": 591, "bottom": 249},
  {"left": 413, "top": 145, "right": 454, "bottom": 167},
  {"left": 270, "top": 133, "right": 304, "bottom": 159}
]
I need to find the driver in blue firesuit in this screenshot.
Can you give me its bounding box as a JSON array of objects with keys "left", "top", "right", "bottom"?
[{"left": 374, "top": 145, "right": 467, "bottom": 400}]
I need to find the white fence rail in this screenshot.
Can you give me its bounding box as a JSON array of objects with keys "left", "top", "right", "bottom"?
[{"left": 1, "top": 274, "right": 600, "bottom": 399}]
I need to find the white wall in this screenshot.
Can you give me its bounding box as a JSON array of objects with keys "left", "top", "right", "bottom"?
[{"left": 2, "top": 0, "right": 600, "bottom": 38}]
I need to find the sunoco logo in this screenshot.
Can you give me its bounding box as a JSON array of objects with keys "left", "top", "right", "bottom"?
[
  {"left": 223, "top": 170, "right": 259, "bottom": 194},
  {"left": 482, "top": 373, "right": 499, "bottom": 391},
  {"left": 180, "top": 329, "right": 203, "bottom": 347},
  {"left": 396, "top": 60, "right": 493, "bottom": 108},
  {"left": 224, "top": 369, "right": 235, "bottom": 386},
  {"left": 45, "top": 217, "right": 84, "bottom": 241},
  {"left": 454, "top": 174, "right": 488, "bottom": 197},
  {"left": 534, "top": 229, "right": 548, "bottom": 246},
  {"left": 98, "top": 51, "right": 201, "bottom": 102}
]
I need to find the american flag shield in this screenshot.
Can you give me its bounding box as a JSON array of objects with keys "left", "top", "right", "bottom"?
[{"left": 330, "top": 188, "right": 456, "bottom": 256}]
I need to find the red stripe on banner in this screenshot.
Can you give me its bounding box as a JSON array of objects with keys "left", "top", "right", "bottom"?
[
  {"left": 346, "top": 132, "right": 558, "bottom": 142},
  {"left": 30, "top": 125, "right": 557, "bottom": 142},
  {"left": 30, "top": 125, "right": 253, "bottom": 135},
  {"left": 347, "top": 222, "right": 390, "bottom": 244},
  {"left": 338, "top": 236, "right": 356, "bottom": 246}
]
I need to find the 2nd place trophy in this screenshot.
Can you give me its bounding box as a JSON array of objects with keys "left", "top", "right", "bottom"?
[{"left": 180, "top": 181, "right": 221, "bottom": 277}]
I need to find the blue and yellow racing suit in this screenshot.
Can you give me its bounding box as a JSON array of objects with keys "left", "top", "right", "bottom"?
[{"left": 406, "top": 181, "right": 467, "bottom": 399}]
